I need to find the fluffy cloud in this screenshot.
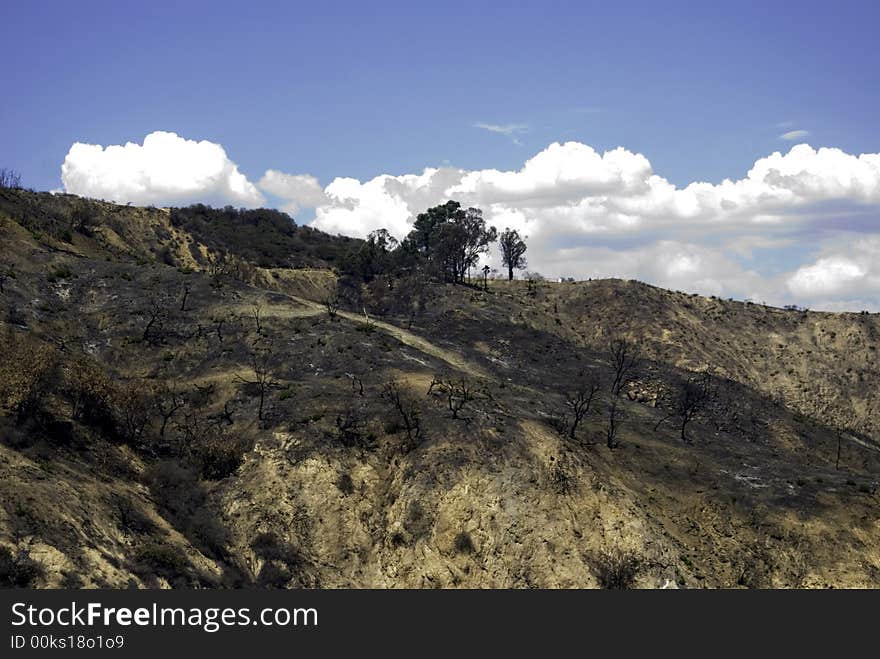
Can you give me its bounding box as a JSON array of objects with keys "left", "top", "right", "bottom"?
[
  {"left": 61, "top": 131, "right": 264, "bottom": 207},
  {"left": 258, "top": 170, "right": 327, "bottom": 215},
  {"left": 450, "top": 142, "right": 653, "bottom": 206},
  {"left": 308, "top": 141, "right": 880, "bottom": 242},
  {"left": 311, "top": 167, "right": 465, "bottom": 237},
  {"left": 786, "top": 236, "right": 880, "bottom": 306}
]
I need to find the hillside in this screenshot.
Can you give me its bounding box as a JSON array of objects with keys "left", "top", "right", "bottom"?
[{"left": 0, "top": 189, "right": 878, "bottom": 589}]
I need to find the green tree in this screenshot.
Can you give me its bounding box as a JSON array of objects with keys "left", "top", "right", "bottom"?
[
  {"left": 340, "top": 228, "right": 399, "bottom": 282},
  {"left": 408, "top": 202, "right": 497, "bottom": 284},
  {"left": 499, "top": 228, "right": 528, "bottom": 281},
  {"left": 411, "top": 200, "right": 465, "bottom": 255},
  {"left": 459, "top": 207, "right": 497, "bottom": 283}
]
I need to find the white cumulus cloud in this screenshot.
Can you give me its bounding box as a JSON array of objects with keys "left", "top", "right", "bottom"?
[
  {"left": 311, "top": 167, "right": 465, "bottom": 237},
  {"left": 305, "top": 141, "right": 880, "bottom": 240},
  {"left": 787, "top": 237, "right": 880, "bottom": 303},
  {"left": 61, "top": 131, "right": 264, "bottom": 207},
  {"left": 787, "top": 256, "right": 865, "bottom": 296},
  {"left": 258, "top": 170, "right": 327, "bottom": 216}
]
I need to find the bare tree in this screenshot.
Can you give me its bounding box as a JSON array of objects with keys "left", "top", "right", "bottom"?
[
  {"left": 208, "top": 400, "right": 236, "bottom": 427},
  {"left": 608, "top": 335, "right": 641, "bottom": 396},
  {"left": 114, "top": 380, "right": 154, "bottom": 445},
  {"left": 0, "top": 168, "right": 22, "bottom": 189},
  {"left": 179, "top": 283, "right": 191, "bottom": 312},
  {"left": 207, "top": 251, "right": 233, "bottom": 287},
  {"left": 653, "top": 372, "right": 717, "bottom": 443},
  {"left": 154, "top": 381, "right": 187, "bottom": 438},
  {"left": 380, "top": 380, "right": 421, "bottom": 449},
  {"left": 235, "top": 342, "right": 279, "bottom": 421},
  {"left": 250, "top": 303, "right": 264, "bottom": 335},
  {"left": 137, "top": 295, "right": 170, "bottom": 345},
  {"left": 563, "top": 379, "right": 601, "bottom": 440},
  {"left": 335, "top": 407, "right": 365, "bottom": 446},
  {"left": 447, "top": 379, "right": 474, "bottom": 420},
  {"left": 606, "top": 399, "right": 622, "bottom": 449},
  {"left": 428, "top": 376, "right": 474, "bottom": 420},
  {"left": 212, "top": 315, "right": 226, "bottom": 343},
  {"left": 346, "top": 372, "right": 364, "bottom": 396}
]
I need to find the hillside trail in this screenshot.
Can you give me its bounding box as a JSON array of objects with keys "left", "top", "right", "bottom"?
[
  {"left": 257, "top": 292, "right": 489, "bottom": 379},
  {"left": 249, "top": 291, "right": 495, "bottom": 575}
]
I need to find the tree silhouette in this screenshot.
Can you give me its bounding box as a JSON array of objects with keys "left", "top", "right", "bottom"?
[
  {"left": 564, "top": 379, "right": 601, "bottom": 440},
  {"left": 608, "top": 335, "right": 641, "bottom": 396},
  {"left": 235, "top": 342, "right": 280, "bottom": 421},
  {"left": 380, "top": 380, "right": 421, "bottom": 449},
  {"left": 654, "top": 372, "right": 717, "bottom": 443},
  {"left": 499, "top": 228, "right": 527, "bottom": 281}
]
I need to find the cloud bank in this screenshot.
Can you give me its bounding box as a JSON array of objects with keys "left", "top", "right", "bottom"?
[
  {"left": 60, "top": 132, "right": 880, "bottom": 310},
  {"left": 299, "top": 141, "right": 880, "bottom": 308},
  {"left": 308, "top": 141, "right": 880, "bottom": 238}
]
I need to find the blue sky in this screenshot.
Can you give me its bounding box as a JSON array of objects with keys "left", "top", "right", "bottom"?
[{"left": 2, "top": 1, "right": 880, "bottom": 309}]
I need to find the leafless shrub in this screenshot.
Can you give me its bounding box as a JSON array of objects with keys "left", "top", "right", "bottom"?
[
  {"left": 335, "top": 407, "right": 365, "bottom": 447},
  {"left": 0, "top": 168, "right": 22, "bottom": 190},
  {"left": 235, "top": 341, "right": 280, "bottom": 421},
  {"left": 346, "top": 372, "right": 364, "bottom": 396},
  {"left": 207, "top": 400, "right": 235, "bottom": 427},
  {"left": 380, "top": 380, "right": 421, "bottom": 449},
  {"left": 428, "top": 376, "right": 474, "bottom": 420},
  {"left": 324, "top": 293, "right": 340, "bottom": 319},
  {"left": 589, "top": 550, "right": 641, "bottom": 589}
]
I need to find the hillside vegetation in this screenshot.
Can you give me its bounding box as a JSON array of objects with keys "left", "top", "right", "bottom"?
[{"left": 0, "top": 188, "right": 878, "bottom": 589}]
